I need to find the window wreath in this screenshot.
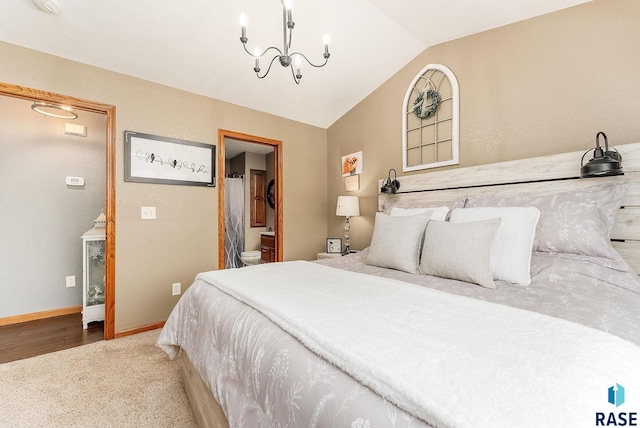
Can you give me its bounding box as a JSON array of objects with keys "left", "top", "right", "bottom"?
[{"left": 412, "top": 88, "right": 440, "bottom": 119}]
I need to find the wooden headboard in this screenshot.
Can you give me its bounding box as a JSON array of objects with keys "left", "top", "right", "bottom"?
[{"left": 379, "top": 142, "right": 640, "bottom": 273}]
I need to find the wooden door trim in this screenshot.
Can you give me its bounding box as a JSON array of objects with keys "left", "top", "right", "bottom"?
[
  {"left": 0, "top": 82, "right": 117, "bottom": 340},
  {"left": 217, "top": 129, "right": 283, "bottom": 269}
]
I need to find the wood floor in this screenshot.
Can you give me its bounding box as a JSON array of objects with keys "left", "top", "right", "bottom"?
[{"left": 0, "top": 313, "right": 104, "bottom": 364}]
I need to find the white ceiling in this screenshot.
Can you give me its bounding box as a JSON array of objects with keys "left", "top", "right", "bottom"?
[{"left": 0, "top": 0, "right": 590, "bottom": 129}]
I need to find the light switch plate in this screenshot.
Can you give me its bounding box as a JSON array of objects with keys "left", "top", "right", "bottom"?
[{"left": 141, "top": 207, "right": 156, "bottom": 219}]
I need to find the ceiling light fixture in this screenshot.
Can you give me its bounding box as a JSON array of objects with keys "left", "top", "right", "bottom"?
[
  {"left": 31, "top": 101, "right": 78, "bottom": 120},
  {"left": 239, "top": 0, "right": 330, "bottom": 84},
  {"left": 33, "top": 0, "right": 60, "bottom": 14}
]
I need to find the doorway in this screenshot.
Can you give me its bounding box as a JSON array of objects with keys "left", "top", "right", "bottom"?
[
  {"left": 217, "top": 129, "right": 283, "bottom": 269},
  {"left": 0, "top": 82, "right": 116, "bottom": 340}
]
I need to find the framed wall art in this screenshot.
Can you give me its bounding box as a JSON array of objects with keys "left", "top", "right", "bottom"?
[
  {"left": 341, "top": 151, "right": 363, "bottom": 177},
  {"left": 124, "top": 131, "right": 216, "bottom": 186},
  {"left": 344, "top": 175, "right": 360, "bottom": 191},
  {"left": 402, "top": 63, "right": 459, "bottom": 172}
]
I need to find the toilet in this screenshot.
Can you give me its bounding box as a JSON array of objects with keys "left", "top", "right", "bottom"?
[{"left": 240, "top": 250, "right": 261, "bottom": 266}]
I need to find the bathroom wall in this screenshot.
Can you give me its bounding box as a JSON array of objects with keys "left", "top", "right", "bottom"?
[
  {"left": 244, "top": 152, "right": 267, "bottom": 252},
  {"left": 227, "top": 151, "right": 268, "bottom": 253}
]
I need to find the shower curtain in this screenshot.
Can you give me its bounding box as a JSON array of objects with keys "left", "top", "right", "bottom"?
[{"left": 224, "top": 177, "right": 245, "bottom": 269}]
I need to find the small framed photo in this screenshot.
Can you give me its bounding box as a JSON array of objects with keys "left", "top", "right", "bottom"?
[
  {"left": 344, "top": 174, "right": 360, "bottom": 191},
  {"left": 326, "top": 238, "right": 342, "bottom": 253},
  {"left": 341, "top": 151, "right": 363, "bottom": 177}
]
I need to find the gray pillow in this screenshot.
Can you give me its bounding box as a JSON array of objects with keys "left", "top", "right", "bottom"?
[
  {"left": 463, "top": 182, "right": 629, "bottom": 269},
  {"left": 419, "top": 218, "right": 501, "bottom": 289},
  {"left": 365, "top": 212, "right": 431, "bottom": 273},
  {"left": 449, "top": 207, "right": 540, "bottom": 286}
]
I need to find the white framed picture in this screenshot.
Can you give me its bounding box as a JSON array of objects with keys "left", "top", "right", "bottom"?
[
  {"left": 341, "top": 151, "right": 363, "bottom": 177},
  {"left": 326, "top": 238, "right": 342, "bottom": 253},
  {"left": 345, "top": 175, "right": 360, "bottom": 191}
]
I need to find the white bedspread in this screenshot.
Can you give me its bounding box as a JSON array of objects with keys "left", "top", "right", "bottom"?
[{"left": 198, "top": 260, "right": 640, "bottom": 427}]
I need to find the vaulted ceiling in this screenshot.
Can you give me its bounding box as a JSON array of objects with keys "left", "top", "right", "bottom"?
[{"left": 0, "top": 0, "right": 590, "bottom": 128}]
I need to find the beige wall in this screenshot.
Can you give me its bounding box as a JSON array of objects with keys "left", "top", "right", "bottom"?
[
  {"left": 327, "top": 0, "right": 640, "bottom": 251},
  {"left": 0, "top": 41, "right": 327, "bottom": 332}
]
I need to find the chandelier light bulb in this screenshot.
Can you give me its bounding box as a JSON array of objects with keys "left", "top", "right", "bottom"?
[
  {"left": 253, "top": 47, "right": 261, "bottom": 71},
  {"left": 240, "top": 13, "right": 248, "bottom": 42},
  {"left": 283, "top": 0, "right": 292, "bottom": 10}
]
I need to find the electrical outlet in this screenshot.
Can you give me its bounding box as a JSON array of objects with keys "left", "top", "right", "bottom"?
[
  {"left": 66, "top": 275, "right": 76, "bottom": 288},
  {"left": 172, "top": 282, "right": 181, "bottom": 296}
]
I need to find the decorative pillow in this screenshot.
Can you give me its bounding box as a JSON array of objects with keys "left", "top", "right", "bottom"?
[
  {"left": 449, "top": 207, "right": 540, "bottom": 286},
  {"left": 419, "top": 218, "right": 501, "bottom": 289},
  {"left": 463, "top": 182, "right": 629, "bottom": 269},
  {"left": 366, "top": 212, "right": 432, "bottom": 273},
  {"left": 389, "top": 205, "right": 449, "bottom": 221}
]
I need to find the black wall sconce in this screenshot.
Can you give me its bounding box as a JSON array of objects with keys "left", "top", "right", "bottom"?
[
  {"left": 581, "top": 132, "right": 623, "bottom": 178},
  {"left": 380, "top": 168, "right": 400, "bottom": 194}
]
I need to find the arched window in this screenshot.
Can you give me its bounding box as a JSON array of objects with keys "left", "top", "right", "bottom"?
[{"left": 402, "top": 64, "right": 459, "bottom": 172}]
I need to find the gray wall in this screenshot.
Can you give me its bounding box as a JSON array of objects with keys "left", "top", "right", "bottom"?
[{"left": 0, "top": 96, "right": 106, "bottom": 317}]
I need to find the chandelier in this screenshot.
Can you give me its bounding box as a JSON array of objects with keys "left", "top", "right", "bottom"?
[{"left": 239, "top": 0, "right": 330, "bottom": 84}]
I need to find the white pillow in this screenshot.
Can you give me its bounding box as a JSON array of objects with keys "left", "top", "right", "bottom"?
[
  {"left": 419, "top": 219, "right": 501, "bottom": 289},
  {"left": 449, "top": 207, "right": 540, "bottom": 286},
  {"left": 389, "top": 206, "right": 449, "bottom": 221},
  {"left": 365, "top": 212, "right": 432, "bottom": 273}
]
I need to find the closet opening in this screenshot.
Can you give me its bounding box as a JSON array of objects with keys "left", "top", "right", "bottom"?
[{"left": 0, "top": 82, "right": 116, "bottom": 342}]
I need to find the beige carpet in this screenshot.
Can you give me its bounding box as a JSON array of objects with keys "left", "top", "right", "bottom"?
[{"left": 0, "top": 329, "right": 197, "bottom": 428}]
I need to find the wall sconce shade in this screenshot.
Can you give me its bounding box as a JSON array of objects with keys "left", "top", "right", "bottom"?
[
  {"left": 380, "top": 168, "right": 400, "bottom": 194},
  {"left": 580, "top": 132, "right": 623, "bottom": 178}
]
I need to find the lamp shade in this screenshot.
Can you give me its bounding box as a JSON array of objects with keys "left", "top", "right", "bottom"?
[{"left": 336, "top": 196, "right": 360, "bottom": 217}]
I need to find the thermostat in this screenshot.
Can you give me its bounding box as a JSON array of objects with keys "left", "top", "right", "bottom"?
[{"left": 66, "top": 176, "right": 85, "bottom": 186}]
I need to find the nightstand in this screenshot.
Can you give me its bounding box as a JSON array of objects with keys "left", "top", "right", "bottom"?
[{"left": 317, "top": 252, "right": 343, "bottom": 260}]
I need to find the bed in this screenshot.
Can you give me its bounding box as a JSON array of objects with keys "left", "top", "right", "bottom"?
[{"left": 157, "top": 143, "right": 640, "bottom": 428}]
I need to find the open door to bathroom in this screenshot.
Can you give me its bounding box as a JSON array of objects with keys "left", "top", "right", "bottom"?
[{"left": 217, "top": 129, "right": 283, "bottom": 270}]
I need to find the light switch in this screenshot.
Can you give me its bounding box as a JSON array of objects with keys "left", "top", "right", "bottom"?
[{"left": 141, "top": 207, "right": 156, "bottom": 219}]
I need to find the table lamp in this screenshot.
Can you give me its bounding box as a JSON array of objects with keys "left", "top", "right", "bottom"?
[{"left": 336, "top": 196, "right": 360, "bottom": 255}]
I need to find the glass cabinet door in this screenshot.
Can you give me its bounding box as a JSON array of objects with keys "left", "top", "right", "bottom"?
[{"left": 86, "top": 239, "right": 105, "bottom": 307}]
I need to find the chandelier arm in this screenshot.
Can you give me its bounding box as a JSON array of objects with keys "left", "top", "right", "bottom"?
[
  {"left": 290, "top": 51, "right": 329, "bottom": 68},
  {"left": 256, "top": 55, "right": 281, "bottom": 79},
  {"left": 243, "top": 43, "right": 283, "bottom": 58}
]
